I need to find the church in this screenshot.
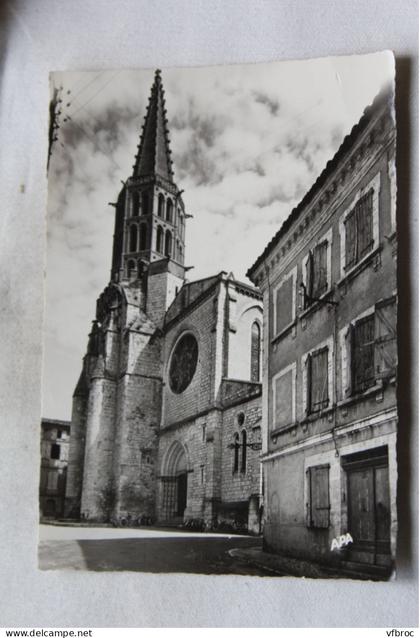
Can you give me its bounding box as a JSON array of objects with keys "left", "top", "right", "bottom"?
[{"left": 65, "top": 70, "right": 263, "bottom": 533}]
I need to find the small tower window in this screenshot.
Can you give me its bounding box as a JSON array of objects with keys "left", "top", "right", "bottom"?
[
  {"left": 166, "top": 198, "right": 173, "bottom": 223},
  {"left": 250, "top": 321, "right": 261, "bottom": 382},
  {"left": 156, "top": 226, "right": 163, "bottom": 253},
  {"left": 241, "top": 430, "right": 247, "bottom": 473},
  {"left": 127, "top": 259, "right": 136, "bottom": 278},
  {"left": 158, "top": 193, "right": 165, "bottom": 218},
  {"left": 233, "top": 433, "right": 240, "bottom": 474},
  {"left": 165, "top": 230, "right": 172, "bottom": 258},
  {"left": 131, "top": 191, "right": 140, "bottom": 217},
  {"left": 141, "top": 192, "right": 149, "bottom": 215},
  {"left": 50, "top": 444, "right": 60, "bottom": 460},
  {"left": 129, "top": 225, "right": 138, "bottom": 252},
  {"left": 139, "top": 223, "right": 147, "bottom": 251}
]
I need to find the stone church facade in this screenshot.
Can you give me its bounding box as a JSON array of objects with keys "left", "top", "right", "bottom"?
[{"left": 65, "top": 70, "right": 263, "bottom": 532}]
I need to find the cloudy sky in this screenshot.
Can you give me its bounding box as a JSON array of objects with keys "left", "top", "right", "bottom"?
[{"left": 43, "top": 52, "right": 394, "bottom": 420}]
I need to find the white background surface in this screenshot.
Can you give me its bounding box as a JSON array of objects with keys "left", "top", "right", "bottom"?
[{"left": 0, "top": 0, "right": 418, "bottom": 628}]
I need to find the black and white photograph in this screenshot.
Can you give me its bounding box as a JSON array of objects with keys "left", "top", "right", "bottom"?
[{"left": 39, "top": 52, "right": 398, "bottom": 580}]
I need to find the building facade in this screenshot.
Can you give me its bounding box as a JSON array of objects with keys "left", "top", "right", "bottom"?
[
  {"left": 39, "top": 418, "right": 71, "bottom": 518},
  {"left": 65, "top": 70, "right": 262, "bottom": 532},
  {"left": 247, "top": 88, "right": 397, "bottom": 575}
]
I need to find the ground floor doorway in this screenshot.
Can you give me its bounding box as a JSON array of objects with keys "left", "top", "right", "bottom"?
[{"left": 342, "top": 445, "right": 391, "bottom": 566}]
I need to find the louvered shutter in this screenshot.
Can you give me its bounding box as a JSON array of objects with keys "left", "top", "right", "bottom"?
[
  {"left": 353, "top": 315, "right": 375, "bottom": 392},
  {"left": 345, "top": 208, "right": 358, "bottom": 269},
  {"left": 312, "top": 241, "right": 328, "bottom": 298},
  {"left": 306, "top": 250, "right": 314, "bottom": 303},
  {"left": 309, "top": 347, "right": 329, "bottom": 412},
  {"left": 308, "top": 465, "right": 330, "bottom": 528},
  {"left": 344, "top": 324, "right": 354, "bottom": 397},
  {"left": 357, "top": 189, "right": 374, "bottom": 258},
  {"left": 375, "top": 299, "right": 397, "bottom": 379}
]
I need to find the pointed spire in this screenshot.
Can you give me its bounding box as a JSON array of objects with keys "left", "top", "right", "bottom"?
[{"left": 133, "top": 69, "right": 175, "bottom": 182}]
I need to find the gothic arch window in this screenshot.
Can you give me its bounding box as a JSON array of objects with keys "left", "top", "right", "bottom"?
[
  {"left": 241, "top": 430, "right": 247, "bottom": 473},
  {"left": 166, "top": 198, "right": 173, "bottom": 223},
  {"left": 251, "top": 321, "right": 261, "bottom": 382},
  {"left": 165, "top": 230, "right": 172, "bottom": 257},
  {"left": 139, "top": 223, "right": 147, "bottom": 250},
  {"left": 158, "top": 193, "right": 165, "bottom": 218},
  {"left": 129, "top": 225, "right": 138, "bottom": 252},
  {"left": 233, "top": 433, "right": 240, "bottom": 474},
  {"left": 141, "top": 191, "right": 149, "bottom": 215},
  {"left": 127, "top": 259, "right": 136, "bottom": 278},
  {"left": 156, "top": 226, "right": 163, "bottom": 253},
  {"left": 131, "top": 191, "right": 139, "bottom": 217}
]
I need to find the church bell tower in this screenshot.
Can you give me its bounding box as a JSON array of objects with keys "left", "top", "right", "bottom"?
[{"left": 110, "top": 70, "right": 186, "bottom": 322}]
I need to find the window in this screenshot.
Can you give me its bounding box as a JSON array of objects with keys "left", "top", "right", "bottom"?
[
  {"left": 166, "top": 199, "right": 173, "bottom": 223},
  {"left": 56, "top": 430, "right": 62, "bottom": 439},
  {"left": 241, "top": 431, "right": 247, "bottom": 473},
  {"left": 139, "top": 223, "right": 147, "bottom": 250},
  {"left": 158, "top": 193, "right": 165, "bottom": 218},
  {"left": 344, "top": 189, "right": 374, "bottom": 269},
  {"left": 165, "top": 230, "right": 172, "bottom": 257},
  {"left": 202, "top": 424, "right": 206, "bottom": 442},
  {"left": 307, "top": 240, "right": 328, "bottom": 301},
  {"left": 233, "top": 433, "right": 240, "bottom": 473},
  {"left": 353, "top": 315, "right": 375, "bottom": 393},
  {"left": 342, "top": 299, "right": 396, "bottom": 397},
  {"left": 156, "top": 226, "right": 163, "bottom": 253},
  {"left": 306, "top": 347, "right": 329, "bottom": 413},
  {"left": 307, "top": 465, "right": 330, "bottom": 528},
  {"left": 200, "top": 466, "right": 205, "bottom": 484},
  {"left": 129, "top": 225, "right": 138, "bottom": 252},
  {"left": 127, "top": 259, "right": 136, "bottom": 278},
  {"left": 250, "top": 322, "right": 261, "bottom": 382},
  {"left": 131, "top": 191, "right": 140, "bottom": 217},
  {"left": 141, "top": 191, "right": 149, "bottom": 215},
  {"left": 274, "top": 270, "right": 295, "bottom": 336},
  {"left": 50, "top": 443, "right": 60, "bottom": 460}
]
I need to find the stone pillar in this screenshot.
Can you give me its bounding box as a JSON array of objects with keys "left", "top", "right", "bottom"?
[{"left": 64, "top": 388, "right": 88, "bottom": 518}]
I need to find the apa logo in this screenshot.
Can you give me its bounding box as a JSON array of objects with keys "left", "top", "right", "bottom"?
[{"left": 330, "top": 532, "right": 353, "bottom": 551}]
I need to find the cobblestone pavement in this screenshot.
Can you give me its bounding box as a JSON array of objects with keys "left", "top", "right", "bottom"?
[{"left": 38, "top": 524, "right": 282, "bottom": 576}]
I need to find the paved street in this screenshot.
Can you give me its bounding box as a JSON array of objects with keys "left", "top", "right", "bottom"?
[{"left": 38, "top": 524, "right": 276, "bottom": 575}]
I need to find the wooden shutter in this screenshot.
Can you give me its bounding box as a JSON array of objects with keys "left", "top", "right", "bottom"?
[
  {"left": 353, "top": 315, "right": 375, "bottom": 392},
  {"left": 312, "top": 241, "right": 328, "bottom": 298},
  {"left": 357, "top": 189, "right": 374, "bottom": 258},
  {"left": 309, "top": 347, "right": 329, "bottom": 412},
  {"left": 345, "top": 208, "right": 358, "bottom": 269},
  {"left": 275, "top": 275, "right": 293, "bottom": 334},
  {"left": 375, "top": 299, "right": 397, "bottom": 379},
  {"left": 308, "top": 465, "right": 330, "bottom": 528},
  {"left": 306, "top": 250, "right": 314, "bottom": 302},
  {"left": 344, "top": 324, "right": 354, "bottom": 397}
]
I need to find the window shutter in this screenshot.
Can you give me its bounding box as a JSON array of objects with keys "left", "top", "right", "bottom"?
[
  {"left": 375, "top": 299, "right": 397, "bottom": 379},
  {"left": 357, "top": 189, "right": 374, "bottom": 258},
  {"left": 344, "top": 324, "right": 354, "bottom": 397},
  {"left": 312, "top": 241, "right": 328, "bottom": 298},
  {"left": 345, "top": 209, "right": 357, "bottom": 269},
  {"left": 306, "top": 250, "right": 314, "bottom": 301},
  {"left": 308, "top": 465, "right": 330, "bottom": 528},
  {"left": 309, "top": 348, "right": 329, "bottom": 412},
  {"left": 305, "top": 354, "right": 312, "bottom": 415}
]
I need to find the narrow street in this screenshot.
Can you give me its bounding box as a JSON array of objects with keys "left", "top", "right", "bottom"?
[{"left": 38, "top": 524, "right": 278, "bottom": 576}]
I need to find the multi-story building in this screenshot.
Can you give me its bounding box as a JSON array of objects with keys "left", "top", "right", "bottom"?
[
  {"left": 247, "top": 87, "right": 397, "bottom": 576},
  {"left": 39, "top": 418, "right": 71, "bottom": 518},
  {"left": 64, "top": 70, "right": 263, "bottom": 532}
]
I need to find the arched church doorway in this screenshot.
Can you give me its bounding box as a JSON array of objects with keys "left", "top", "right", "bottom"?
[{"left": 160, "top": 441, "right": 189, "bottom": 521}]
